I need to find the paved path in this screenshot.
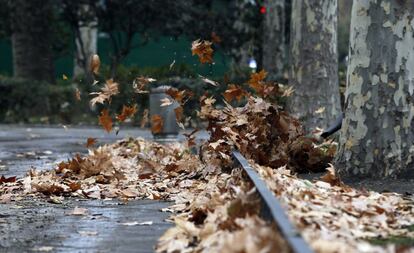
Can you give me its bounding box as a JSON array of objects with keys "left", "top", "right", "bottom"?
[{"left": 0, "top": 125, "right": 208, "bottom": 253}]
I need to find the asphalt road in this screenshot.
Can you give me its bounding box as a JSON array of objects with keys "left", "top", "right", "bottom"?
[{"left": 0, "top": 125, "right": 208, "bottom": 253}]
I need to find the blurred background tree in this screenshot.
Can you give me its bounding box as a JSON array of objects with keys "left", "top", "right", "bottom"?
[{"left": 0, "top": 0, "right": 352, "bottom": 124}]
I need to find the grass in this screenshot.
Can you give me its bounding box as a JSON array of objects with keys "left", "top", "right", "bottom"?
[{"left": 366, "top": 225, "right": 414, "bottom": 247}]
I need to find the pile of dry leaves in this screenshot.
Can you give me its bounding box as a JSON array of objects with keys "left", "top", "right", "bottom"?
[
  {"left": 1, "top": 40, "right": 413, "bottom": 253},
  {"left": 197, "top": 92, "right": 414, "bottom": 252},
  {"left": 251, "top": 164, "right": 414, "bottom": 252},
  {"left": 199, "top": 95, "right": 336, "bottom": 173},
  {"left": 0, "top": 137, "right": 288, "bottom": 252}
]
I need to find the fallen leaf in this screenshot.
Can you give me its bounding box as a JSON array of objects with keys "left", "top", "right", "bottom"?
[
  {"left": 0, "top": 175, "right": 16, "bottom": 184},
  {"left": 223, "top": 84, "right": 247, "bottom": 103},
  {"left": 315, "top": 107, "right": 326, "bottom": 114},
  {"left": 32, "top": 246, "right": 54, "bottom": 252},
  {"left": 151, "top": 115, "right": 164, "bottom": 134},
  {"left": 183, "top": 129, "right": 198, "bottom": 148},
  {"left": 191, "top": 39, "right": 213, "bottom": 64},
  {"left": 116, "top": 104, "right": 138, "bottom": 122},
  {"left": 121, "top": 189, "right": 137, "bottom": 198},
  {"left": 133, "top": 76, "right": 156, "bottom": 93},
  {"left": 0, "top": 193, "right": 12, "bottom": 203},
  {"left": 49, "top": 195, "right": 64, "bottom": 204},
  {"left": 68, "top": 182, "right": 81, "bottom": 192},
  {"left": 320, "top": 164, "right": 342, "bottom": 186},
  {"left": 62, "top": 74, "right": 68, "bottom": 80},
  {"left": 68, "top": 207, "right": 88, "bottom": 216},
  {"left": 98, "top": 109, "right": 113, "bottom": 133},
  {"left": 121, "top": 221, "right": 153, "bottom": 226},
  {"left": 160, "top": 98, "right": 173, "bottom": 107},
  {"left": 78, "top": 230, "right": 98, "bottom": 236},
  {"left": 90, "top": 54, "right": 100, "bottom": 74},
  {"left": 174, "top": 106, "right": 184, "bottom": 123},
  {"left": 86, "top": 138, "right": 97, "bottom": 148},
  {"left": 248, "top": 70, "right": 267, "bottom": 95},
  {"left": 166, "top": 88, "right": 193, "bottom": 105},
  {"left": 199, "top": 75, "right": 219, "bottom": 86},
  {"left": 90, "top": 79, "right": 119, "bottom": 106},
  {"left": 282, "top": 86, "right": 294, "bottom": 97}
]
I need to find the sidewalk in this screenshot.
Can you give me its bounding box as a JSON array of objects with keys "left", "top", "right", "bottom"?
[{"left": 0, "top": 125, "right": 207, "bottom": 253}]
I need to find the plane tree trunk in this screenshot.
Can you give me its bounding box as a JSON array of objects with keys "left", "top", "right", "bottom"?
[
  {"left": 262, "top": 0, "right": 286, "bottom": 81},
  {"left": 336, "top": 0, "right": 414, "bottom": 179},
  {"left": 288, "top": 0, "right": 341, "bottom": 131}
]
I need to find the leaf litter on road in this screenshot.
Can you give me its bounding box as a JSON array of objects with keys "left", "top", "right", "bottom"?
[{"left": 0, "top": 63, "right": 413, "bottom": 252}]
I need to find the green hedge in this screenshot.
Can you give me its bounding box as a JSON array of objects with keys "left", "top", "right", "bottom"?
[{"left": 0, "top": 76, "right": 85, "bottom": 123}]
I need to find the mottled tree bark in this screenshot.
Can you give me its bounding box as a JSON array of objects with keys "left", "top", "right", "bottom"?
[
  {"left": 336, "top": 1, "right": 414, "bottom": 179},
  {"left": 10, "top": 0, "right": 54, "bottom": 83},
  {"left": 288, "top": 0, "right": 341, "bottom": 131},
  {"left": 262, "top": 0, "right": 286, "bottom": 81}
]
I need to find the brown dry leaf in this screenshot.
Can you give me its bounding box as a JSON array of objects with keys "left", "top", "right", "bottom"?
[
  {"left": 98, "top": 109, "right": 113, "bottom": 133},
  {"left": 32, "top": 183, "right": 65, "bottom": 195},
  {"left": 116, "top": 104, "right": 138, "bottom": 122},
  {"left": 90, "top": 79, "right": 119, "bottom": 106},
  {"left": 0, "top": 175, "right": 16, "bottom": 184},
  {"left": 166, "top": 88, "right": 192, "bottom": 105},
  {"left": 151, "top": 115, "right": 164, "bottom": 134},
  {"left": 223, "top": 84, "right": 247, "bottom": 103},
  {"left": 174, "top": 106, "right": 184, "bottom": 123},
  {"left": 191, "top": 39, "right": 213, "bottom": 64},
  {"left": 101, "top": 79, "right": 119, "bottom": 98},
  {"left": 121, "top": 188, "right": 138, "bottom": 198},
  {"left": 90, "top": 54, "right": 100, "bottom": 74},
  {"left": 86, "top": 138, "right": 97, "bottom": 148},
  {"left": 74, "top": 88, "right": 81, "bottom": 101},
  {"left": 320, "top": 164, "right": 342, "bottom": 186},
  {"left": 140, "top": 109, "right": 149, "bottom": 128},
  {"left": 133, "top": 76, "right": 156, "bottom": 94},
  {"left": 248, "top": 70, "right": 267, "bottom": 91},
  {"left": 68, "top": 182, "right": 81, "bottom": 192},
  {"left": 183, "top": 129, "right": 198, "bottom": 148}
]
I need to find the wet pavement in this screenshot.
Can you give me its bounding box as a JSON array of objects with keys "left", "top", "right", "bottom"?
[{"left": 0, "top": 125, "right": 208, "bottom": 253}]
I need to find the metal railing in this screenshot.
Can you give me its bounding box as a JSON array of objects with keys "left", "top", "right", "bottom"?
[{"left": 232, "top": 151, "right": 313, "bottom": 253}]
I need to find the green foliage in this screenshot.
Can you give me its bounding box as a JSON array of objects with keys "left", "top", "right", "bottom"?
[
  {"left": 0, "top": 76, "right": 85, "bottom": 123},
  {"left": 109, "top": 64, "right": 198, "bottom": 82}
]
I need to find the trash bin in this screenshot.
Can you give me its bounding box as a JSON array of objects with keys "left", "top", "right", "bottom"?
[{"left": 149, "top": 85, "right": 180, "bottom": 140}]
